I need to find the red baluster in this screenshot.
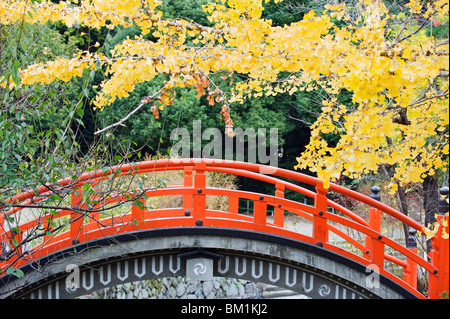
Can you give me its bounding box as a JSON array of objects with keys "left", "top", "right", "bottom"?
[
  {"left": 193, "top": 162, "right": 206, "bottom": 225},
  {"left": 313, "top": 182, "right": 328, "bottom": 245},
  {"left": 254, "top": 196, "right": 267, "bottom": 226},
  {"left": 228, "top": 196, "right": 239, "bottom": 215},
  {"left": 183, "top": 166, "right": 194, "bottom": 211},
  {"left": 429, "top": 187, "right": 449, "bottom": 298},
  {"left": 365, "top": 186, "right": 382, "bottom": 262},
  {"left": 70, "top": 188, "right": 84, "bottom": 244},
  {"left": 132, "top": 198, "right": 145, "bottom": 230},
  {"left": 404, "top": 228, "right": 418, "bottom": 289},
  {"left": 274, "top": 182, "right": 285, "bottom": 227}
]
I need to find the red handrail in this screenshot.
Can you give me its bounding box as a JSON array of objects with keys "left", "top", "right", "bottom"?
[{"left": 1, "top": 159, "right": 447, "bottom": 299}]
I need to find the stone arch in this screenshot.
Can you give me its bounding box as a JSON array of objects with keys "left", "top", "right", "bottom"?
[{"left": 0, "top": 228, "right": 417, "bottom": 299}]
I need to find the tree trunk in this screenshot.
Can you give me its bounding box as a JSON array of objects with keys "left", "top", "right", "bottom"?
[
  {"left": 423, "top": 174, "right": 439, "bottom": 252},
  {"left": 396, "top": 182, "right": 410, "bottom": 243}
]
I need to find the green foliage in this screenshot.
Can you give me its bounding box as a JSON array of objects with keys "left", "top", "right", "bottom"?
[
  {"left": 0, "top": 0, "right": 348, "bottom": 205},
  {"left": 0, "top": 1, "right": 344, "bottom": 212},
  {"left": 160, "top": 0, "right": 212, "bottom": 26},
  {"left": 99, "top": 78, "right": 207, "bottom": 155},
  {"left": 440, "top": 290, "right": 450, "bottom": 299},
  {"left": 6, "top": 266, "right": 24, "bottom": 278},
  {"left": 0, "top": 22, "right": 80, "bottom": 203},
  {"left": 425, "top": 21, "right": 449, "bottom": 40},
  {"left": 93, "top": 2, "right": 303, "bottom": 161},
  {"left": 262, "top": 0, "right": 307, "bottom": 26}
]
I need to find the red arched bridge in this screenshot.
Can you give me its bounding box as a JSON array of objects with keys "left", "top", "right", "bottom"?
[{"left": 0, "top": 159, "right": 448, "bottom": 299}]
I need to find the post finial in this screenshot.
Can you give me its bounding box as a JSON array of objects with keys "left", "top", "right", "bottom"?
[
  {"left": 371, "top": 186, "right": 381, "bottom": 202},
  {"left": 439, "top": 186, "right": 449, "bottom": 215},
  {"left": 407, "top": 228, "right": 417, "bottom": 249}
]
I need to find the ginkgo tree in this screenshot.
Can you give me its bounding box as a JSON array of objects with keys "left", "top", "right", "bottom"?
[{"left": 1, "top": 0, "right": 448, "bottom": 193}]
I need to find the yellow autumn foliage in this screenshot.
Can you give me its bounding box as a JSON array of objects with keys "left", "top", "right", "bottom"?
[{"left": 1, "top": 0, "right": 448, "bottom": 191}]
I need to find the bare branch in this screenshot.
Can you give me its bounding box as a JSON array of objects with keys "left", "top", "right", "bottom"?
[
  {"left": 93, "top": 87, "right": 164, "bottom": 135},
  {"left": 408, "top": 90, "right": 449, "bottom": 108},
  {"left": 392, "top": 16, "right": 430, "bottom": 47},
  {"left": 433, "top": 39, "right": 449, "bottom": 49}
]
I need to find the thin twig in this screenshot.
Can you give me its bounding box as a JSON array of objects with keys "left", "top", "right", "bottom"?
[
  {"left": 93, "top": 87, "right": 164, "bottom": 135},
  {"left": 408, "top": 90, "right": 449, "bottom": 108}
]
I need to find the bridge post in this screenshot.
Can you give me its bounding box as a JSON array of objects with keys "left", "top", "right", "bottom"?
[
  {"left": 227, "top": 169, "right": 239, "bottom": 215},
  {"left": 132, "top": 198, "right": 145, "bottom": 230},
  {"left": 313, "top": 182, "right": 328, "bottom": 245},
  {"left": 183, "top": 166, "right": 194, "bottom": 211},
  {"left": 193, "top": 162, "right": 206, "bottom": 225},
  {"left": 365, "top": 187, "right": 381, "bottom": 258},
  {"left": 88, "top": 203, "right": 100, "bottom": 229},
  {"left": 404, "top": 228, "right": 418, "bottom": 290},
  {"left": 429, "top": 187, "right": 449, "bottom": 298},
  {"left": 42, "top": 217, "right": 53, "bottom": 244},
  {"left": 70, "top": 188, "right": 85, "bottom": 244},
  {"left": 254, "top": 196, "right": 267, "bottom": 226},
  {"left": 273, "top": 182, "right": 285, "bottom": 227},
  {"left": 365, "top": 186, "right": 384, "bottom": 270},
  {"left": 228, "top": 196, "right": 239, "bottom": 215}
]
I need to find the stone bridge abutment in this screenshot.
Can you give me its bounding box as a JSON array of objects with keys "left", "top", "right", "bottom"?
[{"left": 0, "top": 228, "right": 413, "bottom": 299}]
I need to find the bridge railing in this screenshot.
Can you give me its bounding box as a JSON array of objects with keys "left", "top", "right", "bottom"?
[{"left": 0, "top": 159, "right": 448, "bottom": 299}]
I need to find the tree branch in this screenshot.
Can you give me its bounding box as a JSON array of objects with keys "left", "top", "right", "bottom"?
[
  {"left": 433, "top": 39, "right": 449, "bottom": 49},
  {"left": 93, "top": 87, "right": 164, "bottom": 135},
  {"left": 408, "top": 89, "right": 449, "bottom": 108}
]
